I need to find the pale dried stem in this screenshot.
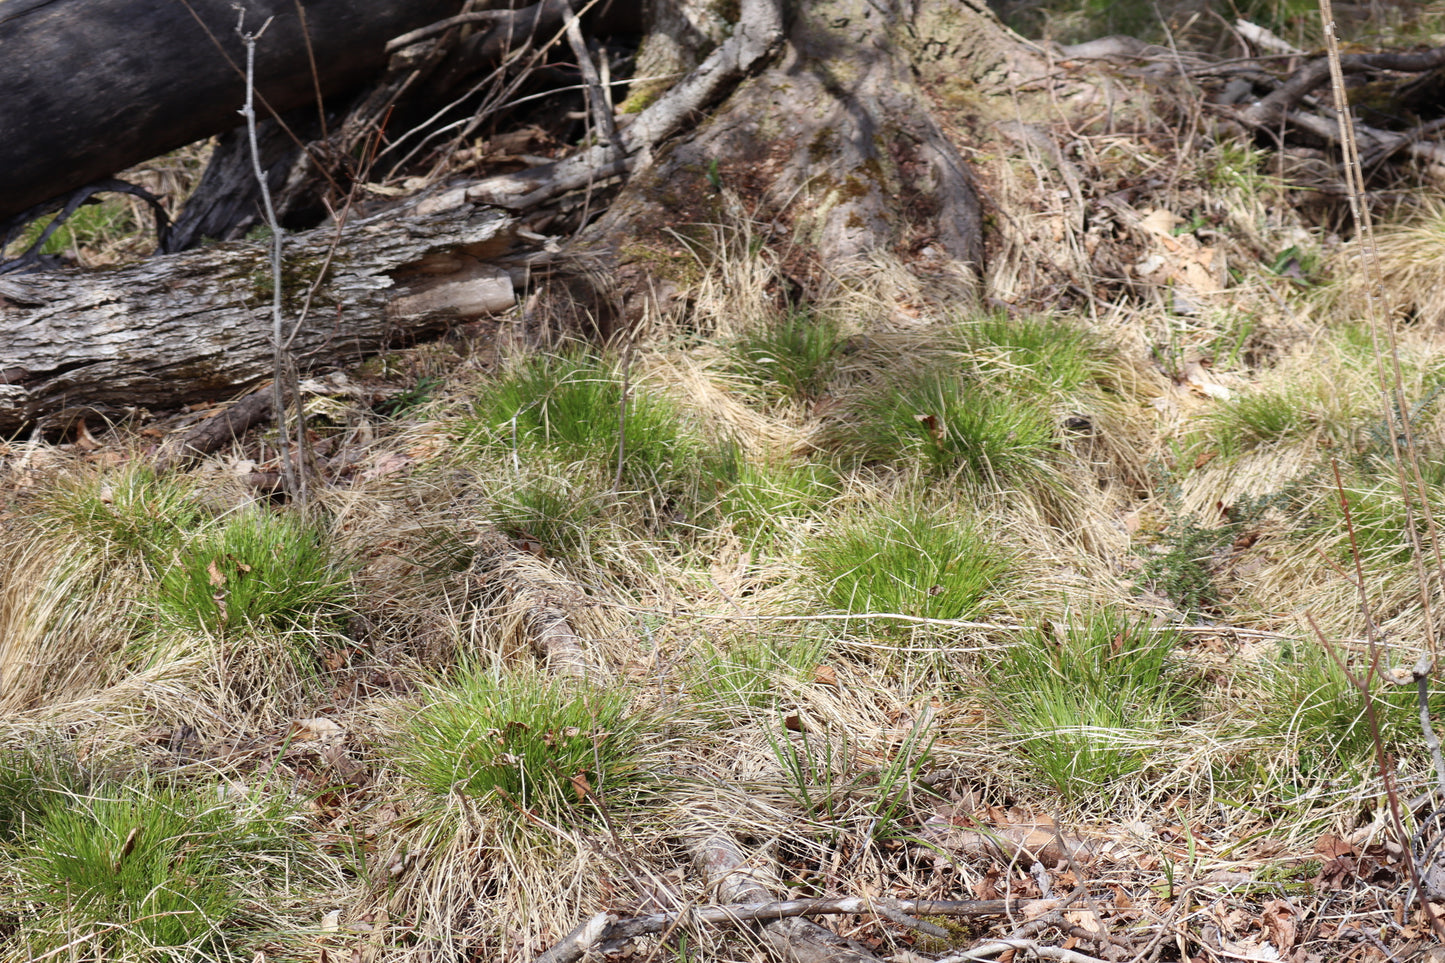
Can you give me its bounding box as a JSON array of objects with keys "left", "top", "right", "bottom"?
[
  {"left": 239, "top": 11, "right": 306, "bottom": 505},
  {"left": 1318, "top": 0, "right": 1445, "bottom": 656}
]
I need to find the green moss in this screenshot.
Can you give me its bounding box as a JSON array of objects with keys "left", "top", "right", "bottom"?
[
  {"left": 913, "top": 917, "right": 980, "bottom": 953},
  {"left": 619, "top": 87, "right": 664, "bottom": 114},
  {"left": 246, "top": 251, "right": 334, "bottom": 310},
  {"left": 620, "top": 242, "right": 704, "bottom": 287}
]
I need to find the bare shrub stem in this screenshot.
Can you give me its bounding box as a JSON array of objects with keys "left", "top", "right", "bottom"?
[
  {"left": 238, "top": 9, "right": 304, "bottom": 504},
  {"left": 1318, "top": 0, "right": 1445, "bottom": 655}
]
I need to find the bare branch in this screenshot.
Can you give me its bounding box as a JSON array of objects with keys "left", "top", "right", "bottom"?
[{"left": 537, "top": 893, "right": 1048, "bottom": 963}]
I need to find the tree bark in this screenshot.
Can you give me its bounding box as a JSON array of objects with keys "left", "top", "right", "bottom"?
[
  {"left": 540, "top": 0, "right": 1050, "bottom": 328},
  {"left": 0, "top": 199, "right": 514, "bottom": 434},
  {"left": 0, "top": 0, "right": 1060, "bottom": 430},
  {"left": 0, "top": 0, "right": 480, "bottom": 227}
]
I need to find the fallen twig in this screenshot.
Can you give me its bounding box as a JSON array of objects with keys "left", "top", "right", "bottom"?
[
  {"left": 535, "top": 895, "right": 1046, "bottom": 963},
  {"left": 384, "top": 8, "right": 514, "bottom": 53},
  {"left": 938, "top": 939, "right": 1109, "bottom": 963},
  {"left": 155, "top": 388, "right": 274, "bottom": 471},
  {"left": 422, "top": 0, "right": 784, "bottom": 214},
  {"left": 1240, "top": 44, "right": 1445, "bottom": 127}
]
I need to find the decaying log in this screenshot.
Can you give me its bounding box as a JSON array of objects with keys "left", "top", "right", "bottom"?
[
  {"left": 163, "top": 110, "right": 320, "bottom": 253},
  {"left": 0, "top": 199, "right": 514, "bottom": 434}
]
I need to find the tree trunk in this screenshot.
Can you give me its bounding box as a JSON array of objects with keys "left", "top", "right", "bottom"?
[
  {"left": 0, "top": 0, "right": 468, "bottom": 225},
  {"left": 0, "top": 200, "right": 513, "bottom": 434},
  {"left": 556, "top": 0, "right": 1053, "bottom": 327}
]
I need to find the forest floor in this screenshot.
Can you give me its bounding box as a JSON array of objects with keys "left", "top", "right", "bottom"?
[{"left": 5, "top": 6, "right": 1445, "bottom": 963}]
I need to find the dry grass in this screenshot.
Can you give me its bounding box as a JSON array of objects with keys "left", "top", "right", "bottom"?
[
  {"left": 4, "top": 130, "right": 1445, "bottom": 963},
  {"left": 1323, "top": 198, "right": 1445, "bottom": 330}
]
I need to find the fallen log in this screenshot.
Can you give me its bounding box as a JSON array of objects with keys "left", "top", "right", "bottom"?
[
  {"left": 0, "top": 0, "right": 475, "bottom": 225},
  {"left": 0, "top": 199, "right": 515, "bottom": 435}
]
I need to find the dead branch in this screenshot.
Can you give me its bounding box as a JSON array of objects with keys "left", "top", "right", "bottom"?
[
  {"left": 155, "top": 389, "right": 275, "bottom": 470},
  {"left": 421, "top": 0, "right": 784, "bottom": 214},
  {"left": 470, "top": 534, "right": 597, "bottom": 678},
  {"left": 536, "top": 896, "right": 1047, "bottom": 963},
  {"left": 936, "top": 940, "right": 1109, "bottom": 963},
  {"left": 528, "top": 604, "right": 593, "bottom": 679},
  {"left": 562, "top": 0, "right": 621, "bottom": 153},
  {"left": 1240, "top": 45, "right": 1445, "bottom": 127},
  {"left": 688, "top": 831, "right": 884, "bottom": 963},
  {"left": 384, "top": 9, "right": 514, "bottom": 53}
]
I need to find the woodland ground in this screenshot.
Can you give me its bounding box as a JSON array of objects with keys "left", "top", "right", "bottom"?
[{"left": 4, "top": 3, "right": 1445, "bottom": 963}]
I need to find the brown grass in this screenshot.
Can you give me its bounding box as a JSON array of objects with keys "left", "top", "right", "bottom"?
[{"left": 3, "top": 97, "right": 1445, "bottom": 963}]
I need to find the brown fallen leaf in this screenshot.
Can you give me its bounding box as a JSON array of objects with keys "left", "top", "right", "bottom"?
[
  {"left": 359, "top": 452, "right": 412, "bottom": 482},
  {"left": 1019, "top": 900, "right": 1061, "bottom": 921},
  {"left": 1314, "top": 833, "right": 1355, "bottom": 859},
  {"left": 1065, "top": 909, "right": 1105, "bottom": 936},
  {"left": 513, "top": 537, "right": 546, "bottom": 558},
  {"left": 1262, "top": 898, "right": 1298, "bottom": 951},
  {"left": 74, "top": 417, "right": 103, "bottom": 451},
  {"left": 291, "top": 717, "right": 345, "bottom": 742}
]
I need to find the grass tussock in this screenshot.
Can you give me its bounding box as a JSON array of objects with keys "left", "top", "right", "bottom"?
[
  {"left": 724, "top": 308, "right": 846, "bottom": 404},
  {"left": 2, "top": 761, "right": 312, "bottom": 963},
  {"left": 1253, "top": 638, "right": 1445, "bottom": 787},
  {"left": 398, "top": 665, "right": 661, "bottom": 830},
  {"left": 154, "top": 507, "right": 347, "bottom": 637},
  {"left": 806, "top": 504, "right": 1013, "bottom": 624},
  {"left": 987, "top": 611, "right": 1196, "bottom": 801},
  {"left": 823, "top": 364, "right": 1059, "bottom": 490},
  {"left": 1324, "top": 199, "right": 1445, "bottom": 330},
  {"left": 458, "top": 350, "right": 727, "bottom": 501},
  {"left": 36, "top": 467, "right": 206, "bottom": 573}
]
